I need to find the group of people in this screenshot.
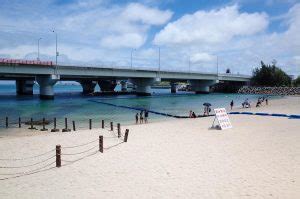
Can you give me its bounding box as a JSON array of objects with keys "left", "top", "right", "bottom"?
[
  {"left": 189, "top": 104, "right": 212, "bottom": 118},
  {"left": 135, "top": 110, "right": 149, "bottom": 124},
  {"left": 239, "top": 96, "right": 269, "bottom": 109},
  {"left": 189, "top": 110, "right": 197, "bottom": 118},
  {"left": 242, "top": 98, "right": 251, "bottom": 108},
  {"left": 256, "top": 96, "right": 268, "bottom": 107}
]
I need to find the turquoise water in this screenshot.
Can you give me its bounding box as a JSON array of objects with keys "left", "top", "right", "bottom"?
[{"left": 0, "top": 84, "right": 267, "bottom": 130}]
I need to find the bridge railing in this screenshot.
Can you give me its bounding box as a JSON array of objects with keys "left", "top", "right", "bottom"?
[
  {"left": 58, "top": 62, "right": 250, "bottom": 78},
  {"left": 0, "top": 58, "right": 250, "bottom": 78},
  {"left": 0, "top": 58, "right": 53, "bottom": 66},
  {"left": 56, "top": 62, "right": 221, "bottom": 76}
]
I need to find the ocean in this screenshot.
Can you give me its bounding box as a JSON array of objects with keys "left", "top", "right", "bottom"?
[{"left": 0, "top": 84, "right": 270, "bottom": 131}]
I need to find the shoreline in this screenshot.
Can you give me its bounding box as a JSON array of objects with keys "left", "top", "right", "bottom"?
[{"left": 0, "top": 95, "right": 299, "bottom": 138}]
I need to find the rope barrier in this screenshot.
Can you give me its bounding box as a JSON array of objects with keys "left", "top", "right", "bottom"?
[
  {"left": 0, "top": 149, "right": 56, "bottom": 161},
  {"left": 0, "top": 128, "right": 129, "bottom": 180},
  {"left": 0, "top": 155, "right": 56, "bottom": 169},
  {"left": 0, "top": 161, "right": 56, "bottom": 176},
  {"left": 61, "top": 139, "right": 98, "bottom": 149},
  {"left": 62, "top": 150, "right": 99, "bottom": 164},
  {"left": 103, "top": 141, "right": 124, "bottom": 150},
  {"left": 61, "top": 146, "right": 98, "bottom": 156},
  {"left": 0, "top": 165, "right": 56, "bottom": 181}
]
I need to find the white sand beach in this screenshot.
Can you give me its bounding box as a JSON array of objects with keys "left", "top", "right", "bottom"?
[{"left": 0, "top": 96, "right": 299, "bottom": 199}]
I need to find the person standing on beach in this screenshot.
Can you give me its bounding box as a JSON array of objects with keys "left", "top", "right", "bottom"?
[
  {"left": 189, "top": 110, "right": 193, "bottom": 118},
  {"left": 140, "top": 111, "right": 144, "bottom": 124},
  {"left": 230, "top": 100, "right": 234, "bottom": 110},
  {"left": 192, "top": 112, "right": 196, "bottom": 118},
  {"left": 144, "top": 110, "right": 149, "bottom": 123},
  {"left": 203, "top": 106, "right": 208, "bottom": 116},
  {"left": 266, "top": 98, "right": 268, "bottom": 105},
  {"left": 135, "top": 113, "right": 139, "bottom": 124}
]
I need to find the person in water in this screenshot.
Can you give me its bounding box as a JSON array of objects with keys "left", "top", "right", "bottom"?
[
  {"left": 144, "top": 110, "right": 149, "bottom": 123},
  {"left": 135, "top": 113, "right": 139, "bottom": 124},
  {"left": 140, "top": 111, "right": 144, "bottom": 124},
  {"left": 230, "top": 100, "right": 234, "bottom": 110}
]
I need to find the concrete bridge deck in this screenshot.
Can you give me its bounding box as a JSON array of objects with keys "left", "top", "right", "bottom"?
[{"left": 0, "top": 62, "right": 250, "bottom": 99}]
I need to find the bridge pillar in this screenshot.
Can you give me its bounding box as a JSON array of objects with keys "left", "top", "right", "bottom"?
[
  {"left": 170, "top": 82, "right": 177, "bottom": 93},
  {"left": 130, "top": 78, "right": 156, "bottom": 96},
  {"left": 98, "top": 80, "right": 117, "bottom": 92},
  {"left": 120, "top": 81, "right": 127, "bottom": 92},
  {"left": 36, "top": 75, "right": 59, "bottom": 100},
  {"left": 16, "top": 80, "right": 34, "bottom": 95},
  {"left": 79, "top": 80, "right": 97, "bottom": 94},
  {"left": 188, "top": 80, "right": 216, "bottom": 94}
]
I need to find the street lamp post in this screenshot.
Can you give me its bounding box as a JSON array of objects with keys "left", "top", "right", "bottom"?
[
  {"left": 217, "top": 55, "right": 219, "bottom": 75},
  {"left": 52, "top": 30, "right": 58, "bottom": 74},
  {"left": 216, "top": 55, "right": 219, "bottom": 82},
  {"left": 130, "top": 49, "right": 136, "bottom": 69},
  {"left": 37, "top": 38, "right": 42, "bottom": 61},
  {"left": 158, "top": 47, "right": 161, "bottom": 72},
  {"left": 189, "top": 55, "right": 191, "bottom": 73}
]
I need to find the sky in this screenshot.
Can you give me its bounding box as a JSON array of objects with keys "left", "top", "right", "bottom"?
[{"left": 0, "top": 0, "right": 300, "bottom": 76}]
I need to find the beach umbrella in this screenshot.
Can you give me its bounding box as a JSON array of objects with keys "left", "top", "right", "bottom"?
[{"left": 203, "top": 103, "right": 211, "bottom": 106}]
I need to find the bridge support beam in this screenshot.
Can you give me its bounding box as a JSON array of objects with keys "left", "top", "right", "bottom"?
[
  {"left": 16, "top": 80, "right": 34, "bottom": 95},
  {"left": 170, "top": 82, "right": 177, "bottom": 93},
  {"left": 79, "top": 80, "right": 97, "bottom": 94},
  {"left": 98, "top": 80, "right": 117, "bottom": 92},
  {"left": 130, "top": 78, "right": 156, "bottom": 96},
  {"left": 120, "top": 81, "right": 127, "bottom": 92},
  {"left": 36, "top": 75, "right": 59, "bottom": 100},
  {"left": 188, "top": 80, "right": 217, "bottom": 94}
]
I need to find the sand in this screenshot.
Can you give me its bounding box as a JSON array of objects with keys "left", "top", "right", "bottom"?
[{"left": 0, "top": 96, "right": 299, "bottom": 199}]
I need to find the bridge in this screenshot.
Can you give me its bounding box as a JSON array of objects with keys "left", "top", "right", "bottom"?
[{"left": 0, "top": 59, "right": 250, "bottom": 99}]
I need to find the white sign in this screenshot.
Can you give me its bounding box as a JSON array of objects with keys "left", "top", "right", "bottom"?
[{"left": 214, "top": 108, "right": 232, "bottom": 130}]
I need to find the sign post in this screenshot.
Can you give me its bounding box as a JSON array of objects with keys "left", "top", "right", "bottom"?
[{"left": 212, "top": 108, "right": 232, "bottom": 130}]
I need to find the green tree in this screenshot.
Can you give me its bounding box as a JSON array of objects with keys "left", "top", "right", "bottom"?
[
  {"left": 294, "top": 76, "right": 300, "bottom": 86},
  {"left": 251, "top": 61, "right": 292, "bottom": 87}
]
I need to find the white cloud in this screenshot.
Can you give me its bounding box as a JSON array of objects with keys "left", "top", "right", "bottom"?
[
  {"left": 154, "top": 5, "right": 268, "bottom": 45},
  {"left": 100, "top": 33, "right": 146, "bottom": 49},
  {"left": 190, "top": 53, "right": 214, "bottom": 63},
  {"left": 121, "top": 3, "right": 173, "bottom": 25},
  {"left": 0, "top": 1, "right": 172, "bottom": 50}
]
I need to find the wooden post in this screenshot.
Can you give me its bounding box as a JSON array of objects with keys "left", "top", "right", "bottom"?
[
  {"left": 99, "top": 135, "right": 103, "bottom": 153},
  {"left": 5, "top": 117, "right": 8, "bottom": 128},
  {"left": 102, "top": 120, "right": 104, "bottom": 129},
  {"left": 124, "top": 129, "right": 129, "bottom": 142},
  {"left": 117, "top": 123, "right": 121, "bottom": 138},
  {"left": 51, "top": 117, "right": 59, "bottom": 132},
  {"left": 18, "top": 117, "right": 21, "bottom": 128},
  {"left": 62, "top": 118, "right": 71, "bottom": 132},
  {"left": 89, "top": 119, "right": 92, "bottom": 130},
  {"left": 65, "top": 118, "right": 68, "bottom": 129},
  {"left": 40, "top": 117, "right": 48, "bottom": 131},
  {"left": 110, "top": 122, "right": 113, "bottom": 131},
  {"left": 28, "top": 118, "right": 35, "bottom": 130},
  {"left": 56, "top": 145, "right": 61, "bottom": 167},
  {"left": 54, "top": 118, "right": 57, "bottom": 129},
  {"left": 72, "top": 121, "right": 76, "bottom": 131}
]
